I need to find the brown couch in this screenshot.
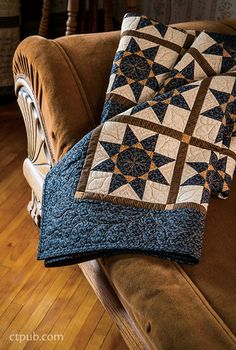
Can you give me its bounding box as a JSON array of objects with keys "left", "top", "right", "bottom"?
[{"left": 13, "top": 19, "right": 236, "bottom": 349}]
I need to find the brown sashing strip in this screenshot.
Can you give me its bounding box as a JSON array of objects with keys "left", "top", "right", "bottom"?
[
  {"left": 75, "top": 192, "right": 206, "bottom": 214},
  {"left": 103, "top": 115, "right": 236, "bottom": 159},
  {"left": 190, "top": 137, "right": 236, "bottom": 160},
  {"left": 222, "top": 72, "right": 236, "bottom": 77},
  {"left": 188, "top": 47, "right": 216, "bottom": 77},
  {"left": 167, "top": 77, "right": 212, "bottom": 204},
  {"left": 221, "top": 147, "right": 236, "bottom": 160},
  {"left": 121, "top": 30, "right": 183, "bottom": 54},
  {"left": 111, "top": 114, "right": 183, "bottom": 140},
  {"left": 76, "top": 125, "right": 103, "bottom": 194},
  {"left": 183, "top": 33, "right": 195, "bottom": 50},
  {"left": 105, "top": 92, "right": 136, "bottom": 108}
]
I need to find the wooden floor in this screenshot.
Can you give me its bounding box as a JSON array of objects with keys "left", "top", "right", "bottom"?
[{"left": 0, "top": 100, "right": 128, "bottom": 350}]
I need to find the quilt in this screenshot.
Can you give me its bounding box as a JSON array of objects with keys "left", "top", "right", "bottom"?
[
  {"left": 38, "top": 74, "right": 236, "bottom": 267},
  {"left": 38, "top": 16, "right": 236, "bottom": 267}
]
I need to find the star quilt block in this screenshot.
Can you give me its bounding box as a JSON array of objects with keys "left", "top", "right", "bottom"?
[
  {"left": 159, "top": 31, "right": 236, "bottom": 94},
  {"left": 100, "top": 13, "right": 195, "bottom": 123}
]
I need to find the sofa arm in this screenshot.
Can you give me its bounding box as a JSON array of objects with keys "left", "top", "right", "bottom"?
[{"left": 13, "top": 31, "right": 120, "bottom": 161}]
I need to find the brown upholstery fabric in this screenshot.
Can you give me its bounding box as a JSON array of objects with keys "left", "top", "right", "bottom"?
[
  {"left": 54, "top": 31, "right": 120, "bottom": 128},
  {"left": 173, "top": 19, "right": 236, "bottom": 34},
  {"left": 13, "top": 19, "right": 236, "bottom": 349},
  {"left": 13, "top": 31, "right": 120, "bottom": 160},
  {"left": 101, "top": 181, "right": 236, "bottom": 349}
]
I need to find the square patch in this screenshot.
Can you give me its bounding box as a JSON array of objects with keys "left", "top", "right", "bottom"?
[{"left": 77, "top": 122, "right": 177, "bottom": 204}]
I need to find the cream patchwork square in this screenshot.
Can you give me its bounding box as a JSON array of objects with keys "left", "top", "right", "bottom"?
[
  {"left": 162, "top": 104, "right": 190, "bottom": 132},
  {"left": 193, "top": 115, "right": 221, "bottom": 144},
  {"left": 143, "top": 180, "right": 170, "bottom": 204},
  {"left": 176, "top": 185, "right": 203, "bottom": 204},
  {"left": 154, "top": 134, "right": 180, "bottom": 159}
]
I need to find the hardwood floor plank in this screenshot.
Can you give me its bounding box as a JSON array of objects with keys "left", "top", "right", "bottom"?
[
  {"left": 0, "top": 302, "right": 23, "bottom": 337},
  {"left": 0, "top": 206, "right": 33, "bottom": 246},
  {"left": 23, "top": 268, "right": 84, "bottom": 350},
  {"left": 69, "top": 301, "right": 105, "bottom": 350},
  {"left": 0, "top": 252, "right": 40, "bottom": 317},
  {"left": 0, "top": 112, "right": 128, "bottom": 350},
  {"left": 84, "top": 309, "right": 112, "bottom": 350},
  {"left": 53, "top": 288, "right": 98, "bottom": 350},
  {"left": 1, "top": 267, "right": 73, "bottom": 350},
  {"left": 40, "top": 277, "right": 92, "bottom": 350},
  {"left": 0, "top": 187, "right": 29, "bottom": 234},
  {"left": 0, "top": 264, "right": 9, "bottom": 279}
]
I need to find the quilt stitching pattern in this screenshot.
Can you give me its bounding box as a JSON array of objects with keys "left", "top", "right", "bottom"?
[
  {"left": 157, "top": 31, "right": 236, "bottom": 198},
  {"left": 160, "top": 31, "right": 236, "bottom": 94},
  {"left": 76, "top": 75, "right": 236, "bottom": 211},
  {"left": 100, "top": 13, "right": 195, "bottom": 123}
]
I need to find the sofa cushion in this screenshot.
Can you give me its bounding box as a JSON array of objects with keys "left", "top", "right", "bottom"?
[{"left": 100, "top": 180, "right": 236, "bottom": 349}]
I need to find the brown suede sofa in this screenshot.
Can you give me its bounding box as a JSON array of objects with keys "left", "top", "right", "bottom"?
[{"left": 13, "top": 19, "right": 236, "bottom": 350}]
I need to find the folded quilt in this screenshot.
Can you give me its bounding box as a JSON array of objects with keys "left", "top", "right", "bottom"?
[{"left": 38, "top": 74, "right": 236, "bottom": 267}]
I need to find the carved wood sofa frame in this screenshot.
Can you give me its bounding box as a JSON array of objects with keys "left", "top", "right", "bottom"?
[{"left": 15, "top": 77, "right": 150, "bottom": 350}]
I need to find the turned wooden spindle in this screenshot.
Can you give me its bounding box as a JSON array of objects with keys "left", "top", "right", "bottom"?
[
  {"left": 104, "top": 0, "right": 113, "bottom": 32},
  {"left": 38, "top": 0, "right": 52, "bottom": 37},
  {"left": 66, "top": 0, "right": 79, "bottom": 35}
]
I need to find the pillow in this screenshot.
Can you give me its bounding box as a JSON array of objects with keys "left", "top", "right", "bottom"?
[
  {"left": 158, "top": 31, "right": 236, "bottom": 198},
  {"left": 159, "top": 31, "right": 236, "bottom": 94},
  {"left": 100, "top": 13, "right": 195, "bottom": 123}
]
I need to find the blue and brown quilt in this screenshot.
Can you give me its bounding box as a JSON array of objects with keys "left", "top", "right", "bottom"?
[{"left": 38, "top": 14, "right": 236, "bottom": 267}]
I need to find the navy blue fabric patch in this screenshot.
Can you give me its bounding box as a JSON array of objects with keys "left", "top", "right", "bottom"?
[
  {"left": 101, "top": 99, "right": 133, "bottom": 124},
  {"left": 207, "top": 32, "right": 236, "bottom": 51}
]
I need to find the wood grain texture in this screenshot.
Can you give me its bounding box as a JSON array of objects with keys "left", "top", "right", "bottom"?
[{"left": 0, "top": 110, "right": 128, "bottom": 349}]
